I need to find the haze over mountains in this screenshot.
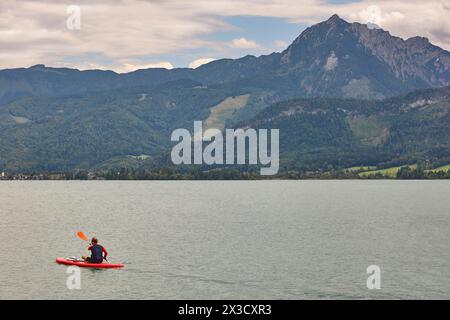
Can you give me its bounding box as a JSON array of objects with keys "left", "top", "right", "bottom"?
[{"left": 1, "top": 15, "right": 450, "bottom": 172}]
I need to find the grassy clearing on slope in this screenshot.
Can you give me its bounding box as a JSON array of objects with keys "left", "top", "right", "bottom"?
[
  {"left": 344, "top": 166, "right": 377, "bottom": 172},
  {"left": 347, "top": 115, "right": 389, "bottom": 146},
  {"left": 204, "top": 94, "right": 250, "bottom": 131},
  {"left": 359, "top": 164, "right": 418, "bottom": 178}
]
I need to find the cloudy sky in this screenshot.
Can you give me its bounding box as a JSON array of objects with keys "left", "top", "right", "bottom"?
[{"left": 1, "top": 0, "right": 449, "bottom": 72}]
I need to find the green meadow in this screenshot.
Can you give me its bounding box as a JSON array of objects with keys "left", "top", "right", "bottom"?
[
  {"left": 352, "top": 163, "right": 450, "bottom": 177},
  {"left": 426, "top": 164, "right": 450, "bottom": 173}
]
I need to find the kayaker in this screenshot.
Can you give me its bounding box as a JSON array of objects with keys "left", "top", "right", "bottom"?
[{"left": 82, "top": 237, "right": 108, "bottom": 263}]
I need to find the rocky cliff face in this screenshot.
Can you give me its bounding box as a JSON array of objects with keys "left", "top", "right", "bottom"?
[
  {"left": 279, "top": 14, "right": 450, "bottom": 98},
  {"left": 351, "top": 23, "right": 450, "bottom": 86}
]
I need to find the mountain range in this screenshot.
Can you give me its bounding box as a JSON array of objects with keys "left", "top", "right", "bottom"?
[{"left": 1, "top": 15, "right": 450, "bottom": 173}]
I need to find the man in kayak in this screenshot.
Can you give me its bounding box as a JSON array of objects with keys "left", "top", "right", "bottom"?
[{"left": 82, "top": 237, "right": 108, "bottom": 263}]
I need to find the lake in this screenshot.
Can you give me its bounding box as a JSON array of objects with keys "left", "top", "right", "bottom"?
[{"left": 0, "top": 181, "right": 449, "bottom": 299}]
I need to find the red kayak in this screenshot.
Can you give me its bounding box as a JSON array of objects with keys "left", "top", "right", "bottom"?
[{"left": 56, "top": 257, "right": 124, "bottom": 269}]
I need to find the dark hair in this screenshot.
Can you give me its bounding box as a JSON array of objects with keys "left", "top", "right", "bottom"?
[{"left": 91, "top": 237, "right": 98, "bottom": 244}]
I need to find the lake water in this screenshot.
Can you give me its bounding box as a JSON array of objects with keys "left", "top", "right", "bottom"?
[{"left": 0, "top": 181, "right": 449, "bottom": 300}]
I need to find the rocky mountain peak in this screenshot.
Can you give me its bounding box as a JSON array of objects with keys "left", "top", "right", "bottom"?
[
  {"left": 29, "top": 64, "right": 46, "bottom": 71},
  {"left": 279, "top": 14, "right": 450, "bottom": 91},
  {"left": 325, "top": 14, "right": 347, "bottom": 25},
  {"left": 406, "top": 36, "right": 431, "bottom": 47}
]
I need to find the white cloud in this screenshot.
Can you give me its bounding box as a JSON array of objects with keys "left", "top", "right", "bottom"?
[
  {"left": 189, "top": 58, "right": 215, "bottom": 69},
  {"left": 274, "top": 40, "right": 288, "bottom": 48},
  {"left": 53, "top": 60, "right": 174, "bottom": 73},
  {"left": 119, "top": 61, "right": 174, "bottom": 73},
  {"left": 361, "top": 5, "right": 383, "bottom": 26},
  {"left": 0, "top": 0, "right": 449, "bottom": 71},
  {"left": 229, "top": 37, "right": 259, "bottom": 49},
  {"left": 346, "top": 1, "right": 448, "bottom": 48},
  {"left": 0, "top": 0, "right": 221, "bottom": 70}
]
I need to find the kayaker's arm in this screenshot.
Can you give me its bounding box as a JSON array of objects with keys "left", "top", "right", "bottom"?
[{"left": 102, "top": 247, "right": 108, "bottom": 259}]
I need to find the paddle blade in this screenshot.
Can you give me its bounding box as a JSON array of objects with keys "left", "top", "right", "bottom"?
[{"left": 77, "top": 231, "right": 88, "bottom": 241}]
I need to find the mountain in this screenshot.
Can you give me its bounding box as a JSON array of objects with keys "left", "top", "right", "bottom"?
[
  {"left": 277, "top": 15, "right": 450, "bottom": 99},
  {"left": 0, "top": 15, "right": 450, "bottom": 172},
  {"left": 0, "top": 81, "right": 237, "bottom": 171},
  {"left": 2, "top": 15, "right": 450, "bottom": 106},
  {"left": 1, "top": 82, "right": 449, "bottom": 172},
  {"left": 241, "top": 85, "right": 450, "bottom": 171}
]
